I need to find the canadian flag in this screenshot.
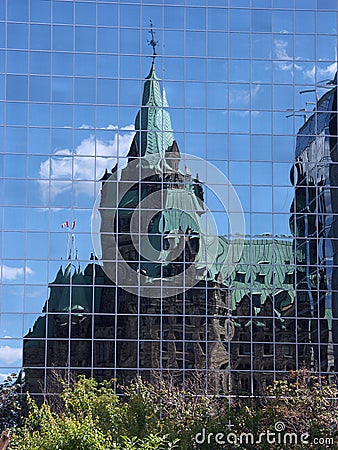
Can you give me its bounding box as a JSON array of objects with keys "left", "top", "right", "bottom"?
[
  {"left": 61, "top": 221, "right": 69, "bottom": 229},
  {"left": 71, "top": 220, "right": 76, "bottom": 230}
]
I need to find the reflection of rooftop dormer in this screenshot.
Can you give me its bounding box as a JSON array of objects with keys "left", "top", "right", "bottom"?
[
  {"left": 256, "top": 272, "right": 266, "bottom": 284},
  {"left": 235, "top": 271, "right": 246, "bottom": 283},
  {"left": 284, "top": 271, "right": 294, "bottom": 284}
]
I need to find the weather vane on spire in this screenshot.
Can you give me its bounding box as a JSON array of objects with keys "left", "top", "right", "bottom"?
[{"left": 148, "top": 20, "right": 158, "bottom": 62}]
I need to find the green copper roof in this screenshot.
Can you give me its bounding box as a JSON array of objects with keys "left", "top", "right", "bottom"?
[
  {"left": 135, "top": 184, "right": 205, "bottom": 277},
  {"left": 47, "top": 263, "right": 105, "bottom": 315},
  {"left": 131, "top": 62, "right": 175, "bottom": 169},
  {"left": 161, "top": 188, "right": 204, "bottom": 233},
  {"left": 226, "top": 239, "right": 295, "bottom": 309},
  {"left": 24, "top": 262, "right": 105, "bottom": 340}
]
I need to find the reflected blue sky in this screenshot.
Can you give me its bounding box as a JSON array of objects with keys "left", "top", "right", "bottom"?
[{"left": 0, "top": 0, "right": 338, "bottom": 377}]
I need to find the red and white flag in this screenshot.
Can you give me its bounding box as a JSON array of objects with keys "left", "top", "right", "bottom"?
[
  {"left": 61, "top": 221, "right": 69, "bottom": 228},
  {"left": 71, "top": 220, "right": 76, "bottom": 230}
]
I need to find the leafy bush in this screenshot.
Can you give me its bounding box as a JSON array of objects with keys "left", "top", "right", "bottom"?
[
  {"left": 0, "top": 373, "right": 23, "bottom": 431},
  {"left": 9, "top": 376, "right": 179, "bottom": 450},
  {"left": 5, "top": 370, "right": 338, "bottom": 449}
]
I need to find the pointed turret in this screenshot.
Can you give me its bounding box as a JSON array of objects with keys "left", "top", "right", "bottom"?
[{"left": 128, "top": 61, "right": 175, "bottom": 167}]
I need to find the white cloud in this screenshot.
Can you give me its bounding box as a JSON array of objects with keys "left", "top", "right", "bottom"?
[
  {"left": 120, "top": 124, "right": 135, "bottom": 131},
  {"left": 273, "top": 39, "right": 302, "bottom": 72},
  {"left": 274, "top": 39, "right": 337, "bottom": 83},
  {"left": 229, "top": 85, "right": 261, "bottom": 110},
  {"left": 303, "top": 62, "right": 337, "bottom": 82},
  {"left": 235, "top": 110, "right": 261, "bottom": 118},
  {"left": 1, "top": 265, "right": 33, "bottom": 281},
  {"left": 38, "top": 126, "right": 135, "bottom": 202},
  {"left": 83, "top": 124, "right": 135, "bottom": 131},
  {"left": 0, "top": 346, "right": 22, "bottom": 365}
]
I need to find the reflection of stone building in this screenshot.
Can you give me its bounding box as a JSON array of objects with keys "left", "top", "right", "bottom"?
[
  {"left": 290, "top": 76, "right": 337, "bottom": 374},
  {"left": 23, "top": 260, "right": 231, "bottom": 395},
  {"left": 24, "top": 238, "right": 296, "bottom": 396},
  {"left": 23, "top": 61, "right": 233, "bottom": 396},
  {"left": 230, "top": 239, "right": 298, "bottom": 394},
  {"left": 23, "top": 262, "right": 109, "bottom": 394},
  {"left": 24, "top": 60, "right": 299, "bottom": 397}
]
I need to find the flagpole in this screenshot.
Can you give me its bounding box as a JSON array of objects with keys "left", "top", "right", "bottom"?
[
  {"left": 62, "top": 220, "right": 77, "bottom": 261},
  {"left": 66, "top": 229, "right": 70, "bottom": 260},
  {"left": 68, "top": 231, "right": 72, "bottom": 260}
]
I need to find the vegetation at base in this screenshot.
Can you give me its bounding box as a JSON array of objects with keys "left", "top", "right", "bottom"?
[
  {"left": 1, "top": 369, "right": 338, "bottom": 449},
  {"left": 0, "top": 373, "right": 23, "bottom": 431}
]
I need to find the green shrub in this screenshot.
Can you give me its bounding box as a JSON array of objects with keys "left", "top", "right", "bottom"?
[{"left": 6, "top": 370, "right": 338, "bottom": 450}]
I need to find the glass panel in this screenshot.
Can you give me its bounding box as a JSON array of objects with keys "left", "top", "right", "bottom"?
[
  {"left": 75, "top": 2, "right": 96, "bottom": 25},
  {"left": 208, "top": 7, "right": 228, "bottom": 30},
  {"left": 30, "top": 25, "right": 51, "bottom": 50},
  {"left": 186, "top": 82, "right": 206, "bottom": 107},
  {"left": 186, "top": 7, "right": 206, "bottom": 29},
  {"left": 51, "top": 129, "right": 72, "bottom": 151},
  {"left": 27, "top": 128, "right": 50, "bottom": 155},
  {"left": 229, "top": 60, "right": 250, "bottom": 82},
  {"left": 229, "top": 33, "right": 250, "bottom": 58},
  {"left": 6, "top": 76, "right": 28, "bottom": 101},
  {"left": 229, "top": 8, "right": 250, "bottom": 31},
  {"left": 207, "top": 83, "right": 228, "bottom": 108},
  {"left": 29, "top": 76, "right": 51, "bottom": 102},
  {"left": 186, "top": 58, "right": 206, "bottom": 81},
  {"left": 8, "top": 0, "right": 28, "bottom": 22},
  {"left": 2, "top": 285, "right": 24, "bottom": 312},
  {"left": 6, "top": 103, "right": 28, "bottom": 126},
  {"left": 5, "top": 127, "right": 27, "bottom": 154},
  {"left": 4, "top": 154, "right": 26, "bottom": 177},
  {"left": 252, "top": 34, "right": 272, "bottom": 59},
  {"left": 53, "top": 25, "right": 74, "bottom": 51},
  {"left": 52, "top": 53, "right": 73, "bottom": 76},
  {"left": 120, "top": 28, "right": 140, "bottom": 55},
  {"left": 98, "top": 3, "right": 118, "bottom": 27},
  {"left": 52, "top": 77, "right": 73, "bottom": 103},
  {"left": 97, "top": 79, "right": 118, "bottom": 105},
  {"left": 30, "top": 51, "right": 51, "bottom": 74},
  {"left": 252, "top": 9, "right": 272, "bottom": 32},
  {"left": 75, "top": 54, "right": 96, "bottom": 77},
  {"left": 7, "top": 23, "right": 28, "bottom": 49},
  {"left": 273, "top": 9, "right": 293, "bottom": 33},
  {"left": 98, "top": 28, "right": 119, "bottom": 53},
  {"left": 30, "top": 0, "right": 51, "bottom": 23},
  {"left": 53, "top": 1, "right": 74, "bottom": 24},
  {"left": 52, "top": 104, "right": 73, "bottom": 128},
  {"left": 295, "top": 10, "right": 315, "bottom": 33},
  {"left": 186, "top": 31, "right": 206, "bottom": 56},
  {"left": 120, "top": 5, "right": 140, "bottom": 27},
  {"left": 75, "top": 26, "right": 96, "bottom": 52},
  {"left": 7, "top": 51, "right": 29, "bottom": 74}
]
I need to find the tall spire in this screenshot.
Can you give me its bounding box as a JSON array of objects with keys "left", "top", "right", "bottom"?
[{"left": 126, "top": 24, "right": 175, "bottom": 167}]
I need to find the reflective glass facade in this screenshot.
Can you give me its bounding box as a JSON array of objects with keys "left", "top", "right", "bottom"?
[{"left": 1, "top": 0, "right": 338, "bottom": 398}]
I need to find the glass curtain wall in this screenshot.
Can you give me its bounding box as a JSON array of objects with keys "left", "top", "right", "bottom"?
[{"left": 0, "top": 0, "right": 337, "bottom": 398}]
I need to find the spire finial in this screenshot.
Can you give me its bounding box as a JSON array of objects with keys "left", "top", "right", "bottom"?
[{"left": 148, "top": 20, "right": 158, "bottom": 62}]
